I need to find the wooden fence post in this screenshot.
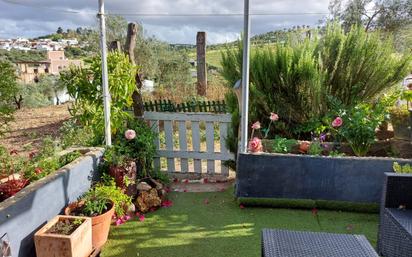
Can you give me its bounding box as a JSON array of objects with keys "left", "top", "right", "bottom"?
[
  {"left": 109, "top": 41, "right": 121, "bottom": 51},
  {"left": 124, "top": 23, "right": 144, "bottom": 118},
  {"left": 196, "top": 32, "right": 207, "bottom": 96}
]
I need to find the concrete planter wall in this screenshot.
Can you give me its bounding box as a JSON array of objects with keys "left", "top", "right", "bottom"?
[
  {"left": 236, "top": 153, "right": 412, "bottom": 207},
  {"left": 0, "top": 148, "right": 104, "bottom": 257}
]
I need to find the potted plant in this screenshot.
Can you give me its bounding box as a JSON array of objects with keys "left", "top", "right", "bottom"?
[
  {"left": 65, "top": 180, "right": 132, "bottom": 248},
  {"left": 34, "top": 215, "right": 92, "bottom": 257},
  {"left": 65, "top": 186, "right": 115, "bottom": 248}
]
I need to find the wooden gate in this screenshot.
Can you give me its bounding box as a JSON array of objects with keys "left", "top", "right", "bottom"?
[{"left": 144, "top": 112, "right": 234, "bottom": 177}]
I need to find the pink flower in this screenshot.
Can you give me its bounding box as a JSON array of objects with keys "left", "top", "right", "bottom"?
[
  {"left": 251, "top": 121, "right": 261, "bottom": 130},
  {"left": 124, "top": 129, "right": 136, "bottom": 140},
  {"left": 311, "top": 208, "right": 318, "bottom": 216},
  {"left": 239, "top": 204, "right": 245, "bottom": 209},
  {"left": 270, "top": 113, "right": 279, "bottom": 121},
  {"left": 138, "top": 214, "right": 145, "bottom": 222},
  {"left": 115, "top": 218, "right": 123, "bottom": 226},
  {"left": 162, "top": 200, "right": 173, "bottom": 208},
  {"left": 123, "top": 215, "right": 131, "bottom": 221},
  {"left": 248, "top": 137, "right": 263, "bottom": 153},
  {"left": 332, "top": 117, "right": 343, "bottom": 128}
]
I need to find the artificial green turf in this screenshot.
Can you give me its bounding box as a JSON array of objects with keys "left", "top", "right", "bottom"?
[{"left": 101, "top": 189, "right": 379, "bottom": 257}]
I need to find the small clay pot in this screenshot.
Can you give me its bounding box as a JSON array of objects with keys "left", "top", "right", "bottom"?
[
  {"left": 65, "top": 201, "right": 115, "bottom": 249},
  {"left": 299, "top": 141, "right": 310, "bottom": 154}
]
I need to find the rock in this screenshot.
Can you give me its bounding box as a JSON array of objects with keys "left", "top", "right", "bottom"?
[
  {"left": 136, "top": 182, "right": 152, "bottom": 191},
  {"left": 126, "top": 203, "right": 136, "bottom": 215},
  {"left": 135, "top": 188, "right": 162, "bottom": 213},
  {"left": 150, "top": 178, "right": 163, "bottom": 190},
  {"left": 141, "top": 178, "right": 164, "bottom": 190},
  {"left": 391, "top": 139, "right": 412, "bottom": 158}
]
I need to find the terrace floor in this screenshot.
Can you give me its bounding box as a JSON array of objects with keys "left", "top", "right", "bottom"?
[{"left": 101, "top": 187, "right": 379, "bottom": 257}]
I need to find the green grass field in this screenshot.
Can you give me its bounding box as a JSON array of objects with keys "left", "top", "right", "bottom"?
[{"left": 101, "top": 188, "right": 379, "bottom": 257}]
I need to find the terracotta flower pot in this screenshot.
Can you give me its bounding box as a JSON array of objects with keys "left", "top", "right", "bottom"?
[
  {"left": 64, "top": 201, "right": 115, "bottom": 249},
  {"left": 299, "top": 141, "right": 310, "bottom": 154}
]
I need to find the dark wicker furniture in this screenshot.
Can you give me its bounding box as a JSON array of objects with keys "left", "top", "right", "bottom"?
[
  {"left": 262, "top": 229, "right": 378, "bottom": 257},
  {"left": 378, "top": 173, "right": 412, "bottom": 257}
]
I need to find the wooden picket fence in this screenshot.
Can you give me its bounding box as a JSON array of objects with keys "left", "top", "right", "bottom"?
[
  {"left": 144, "top": 111, "right": 234, "bottom": 176},
  {"left": 144, "top": 99, "right": 227, "bottom": 113}
]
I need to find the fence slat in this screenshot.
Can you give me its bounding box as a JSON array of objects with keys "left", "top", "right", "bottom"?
[
  {"left": 206, "top": 121, "right": 215, "bottom": 175},
  {"left": 144, "top": 112, "right": 232, "bottom": 122},
  {"left": 192, "top": 121, "right": 202, "bottom": 174},
  {"left": 178, "top": 121, "right": 189, "bottom": 173},
  {"left": 156, "top": 150, "right": 234, "bottom": 160},
  {"left": 149, "top": 120, "right": 161, "bottom": 171},
  {"left": 219, "top": 122, "right": 229, "bottom": 176},
  {"left": 164, "top": 120, "right": 175, "bottom": 172}
]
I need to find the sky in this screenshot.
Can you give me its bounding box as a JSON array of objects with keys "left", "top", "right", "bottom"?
[{"left": 0, "top": 0, "right": 330, "bottom": 44}]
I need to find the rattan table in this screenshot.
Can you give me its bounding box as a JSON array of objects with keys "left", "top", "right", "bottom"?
[{"left": 262, "top": 229, "right": 379, "bottom": 257}]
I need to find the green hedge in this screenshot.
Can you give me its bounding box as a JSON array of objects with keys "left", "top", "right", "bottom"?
[{"left": 237, "top": 197, "right": 379, "bottom": 213}]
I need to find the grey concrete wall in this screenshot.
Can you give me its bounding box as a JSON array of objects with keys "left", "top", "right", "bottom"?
[
  {"left": 236, "top": 153, "right": 412, "bottom": 204},
  {"left": 0, "top": 148, "right": 103, "bottom": 257}
]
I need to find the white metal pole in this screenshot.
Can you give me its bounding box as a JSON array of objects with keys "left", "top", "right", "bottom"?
[
  {"left": 240, "top": 0, "right": 251, "bottom": 153},
  {"left": 98, "top": 0, "right": 112, "bottom": 146}
]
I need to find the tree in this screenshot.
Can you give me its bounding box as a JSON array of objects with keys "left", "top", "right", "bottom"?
[
  {"left": 0, "top": 61, "right": 18, "bottom": 134},
  {"left": 328, "top": 0, "right": 412, "bottom": 32},
  {"left": 56, "top": 27, "right": 64, "bottom": 34}
]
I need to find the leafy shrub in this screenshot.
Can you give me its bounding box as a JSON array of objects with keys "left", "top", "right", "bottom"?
[
  {"left": 103, "top": 118, "right": 157, "bottom": 178},
  {"left": 272, "top": 137, "right": 298, "bottom": 153},
  {"left": 0, "top": 61, "right": 18, "bottom": 135},
  {"left": 308, "top": 141, "right": 323, "bottom": 156},
  {"left": 59, "top": 119, "right": 97, "bottom": 148},
  {"left": 332, "top": 103, "right": 385, "bottom": 156},
  {"left": 393, "top": 162, "right": 412, "bottom": 174},
  {"left": 61, "top": 51, "right": 137, "bottom": 143}
]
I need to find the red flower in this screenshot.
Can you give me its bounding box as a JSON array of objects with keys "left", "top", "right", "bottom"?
[
  {"left": 138, "top": 214, "right": 145, "bottom": 222},
  {"left": 183, "top": 189, "right": 187, "bottom": 192},
  {"left": 311, "top": 208, "right": 318, "bottom": 216},
  {"left": 162, "top": 200, "right": 173, "bottom": 208},
  {"left": 34, "top": 167, "right": 43, "bottom": 175},
  {"left": 28, "top": 151, "right": 37, "bottom": 160}
]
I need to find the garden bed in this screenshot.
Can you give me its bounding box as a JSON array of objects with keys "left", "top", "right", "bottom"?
[
  {"left": 235, "top": 153, "right": 412, "bottom": 212},
  {"left": 0, "top": 147, "right": 103, "bottom": 257}
]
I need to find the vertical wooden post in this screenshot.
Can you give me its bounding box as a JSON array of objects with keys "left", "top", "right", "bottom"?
[
  {"left": 109, "top": 40, "right": 121, "bottom": 51},
  {"left": 196, "top": 32, "right": 207, "bottom": 96},
  {"left": 124, "top": 23, "right": 144, "bottom": 118}
]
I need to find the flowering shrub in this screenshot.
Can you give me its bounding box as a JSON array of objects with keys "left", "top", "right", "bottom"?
[
  {"left": 332, "top": 104, "right": 384, "bottom": 156},
  {"left": 103, "top": 118, "right": 157, "bottom": 179}
]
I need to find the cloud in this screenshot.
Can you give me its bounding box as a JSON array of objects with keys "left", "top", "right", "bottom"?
[{"left": 0, "top": 0, "right": 329, "bottom": 43}]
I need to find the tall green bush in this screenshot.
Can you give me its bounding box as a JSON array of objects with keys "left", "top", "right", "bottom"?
[
  {"left": 317, "top": 24, "right": 411, "bottom": 106},
  {"left": 221, "top": 23, "right": 411, "bottom": 142},
  {"left": 60, "top": 52, "right": 137, "bottom": 143}
]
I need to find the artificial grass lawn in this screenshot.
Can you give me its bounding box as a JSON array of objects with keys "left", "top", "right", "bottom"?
[{"left": 101, "top": 188, "right": 379, "bottom": 257}]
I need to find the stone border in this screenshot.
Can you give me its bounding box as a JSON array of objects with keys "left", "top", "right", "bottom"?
[
  {"left": 0, "top": 147, "right": 104, "bottom": 257},
  {"left": 236, "top": 153, "right": 412, "bottom": 209}
]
